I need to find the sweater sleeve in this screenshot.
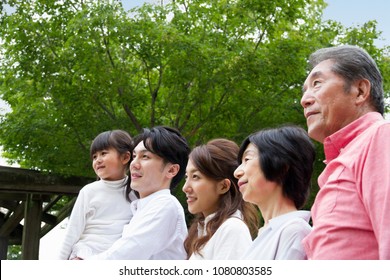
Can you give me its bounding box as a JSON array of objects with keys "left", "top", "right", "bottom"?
[{"left": 57, "top": 187, "right": 90, "bottom": 260}]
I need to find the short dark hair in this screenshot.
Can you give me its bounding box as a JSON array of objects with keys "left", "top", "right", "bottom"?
[
  {"left": 309, "top": 45, "right": 384, "bottom": 115},
  {"left": 134, "top": 126, "right": 190, "bottom": 190},
  {"left": 90, "top": 130, "right": 133, "bottom": 159},
  {"left": 237, "top": 125, "right": 315, "bottom": 209}
]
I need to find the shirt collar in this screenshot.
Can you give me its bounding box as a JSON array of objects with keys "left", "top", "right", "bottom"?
[
  {"left": 130, "top": 189, "right": 170, "bottom": 214},
  {"left": 198, "top": 210, "right": 242, "bottom": 236},
  {"left": 267, "top": 210, "right": 311, "bottom": 231},
  {"left": 323, "top": 112, "right": 383, "bottom": 163}
]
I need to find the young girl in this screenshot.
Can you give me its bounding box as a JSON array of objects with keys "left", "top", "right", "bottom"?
[
  {"left": 58, "top": 130, "right": 136, "bottom": 260},
  {"left": 183, "top": 138, "right": 259, "bottom": 260},
  {"left": 234, "top": 125, "right": 315, "bottom": 259}
]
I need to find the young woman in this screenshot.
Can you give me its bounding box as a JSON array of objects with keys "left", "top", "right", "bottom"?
[
  {"left": 183, "top": 138, "right": 259, "bottom": 260},
  {"left": 58, "top": 130, "right": 136, "bottom": 260},
  {"left": 234, "top": 125, "right": 315, "bottom": 260}
]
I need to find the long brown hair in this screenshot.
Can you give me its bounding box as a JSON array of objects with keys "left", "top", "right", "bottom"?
[{"left": 184, "top": 139, "right": 259, "bottom": 258}]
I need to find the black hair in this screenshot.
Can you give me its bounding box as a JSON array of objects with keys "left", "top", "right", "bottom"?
[
  {"left": 134, "top": 126, "right": 190, "bottom": 190},
  {"left": 90, "top": 130, "right": 133, "bottom": 159},
  {"left": 90, "top": 130, "right": 134, "bottom": 202},
  {"left": 237, "top": 125, "right": 315, "bottom": 209}
]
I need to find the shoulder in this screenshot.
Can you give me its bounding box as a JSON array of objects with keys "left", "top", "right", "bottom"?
[
  {"left": 280, "top": 218, "right": 311, "bottom": 239},
  {"left": 210, "top": 216, "right": 252, "bottom": 248},
  {"left": 142, "top": 192, "right": 183, "bottom": 214},
  {"left": 148, "top": 191, "right": 179, "bottom": 204},
  {"left": 217, "top": 216, "right": 251, "bottom": 235},
  {"left": 358, "top": 116, "right": 390, "bottom": 138},
  {"left": 221, "top": 216, "right": 248, "bottom": 228},
  {"left": 359, "top": 119, "right": 390, "bottom": 154},
  {"left": 373, "top": 119, "right": 390, "bottom": 136},
  {"left": 77, "top": 180, "right": 102, "bottom": 196}
]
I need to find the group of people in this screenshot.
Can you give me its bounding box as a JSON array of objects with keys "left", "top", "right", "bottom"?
[{"left": 58, "top": 45, "right": 390, "bottom": 260}]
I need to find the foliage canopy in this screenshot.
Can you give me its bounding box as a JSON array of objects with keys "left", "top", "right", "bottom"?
[{"left": 0, "top": 0, "right": 389, "bottom": 190}]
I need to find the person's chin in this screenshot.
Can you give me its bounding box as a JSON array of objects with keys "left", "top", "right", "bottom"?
[
  {"left": 242, "top": 191, "right": 252, "bottom": 203},
  {"left": 308, "top": 127, "right": 324, "bottom": 142},
  {"left": 130, "top": 183, "right": 140, "bottom": 191},
  {"left": 187, "top": 205, "right": 199, "bottom": 215}
]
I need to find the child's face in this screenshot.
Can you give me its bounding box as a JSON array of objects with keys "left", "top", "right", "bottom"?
[{"left": 92, "top": 147, "right": 129, "bottom": 180}]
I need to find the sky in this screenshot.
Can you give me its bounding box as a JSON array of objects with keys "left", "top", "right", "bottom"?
[
  {"left": 124, "top": 0, "right": 390, "bottom": 48},
  {"left": 1, "top": 0, "right": 390, "bottom": 258},
  {"left": 322, "top": 0, "right": 390, "bottom": 48}
]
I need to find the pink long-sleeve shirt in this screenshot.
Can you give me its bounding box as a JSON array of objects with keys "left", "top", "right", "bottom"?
[{"left": 303, "top": 112, "right": 390, "bottom": 259}]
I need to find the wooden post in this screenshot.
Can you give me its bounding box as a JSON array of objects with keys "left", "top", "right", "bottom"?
[
  {"left": 0, "top": 236, "right": 8, "bottom": 260},
  {"left": 0, "top": 214, "right": 8, "bottom": 259},
  {"left": 21, "top": 194, "right": 42, "bottom": 260},
  {"left": 0, "top": 166, "right": 91, "bottom": 257}
]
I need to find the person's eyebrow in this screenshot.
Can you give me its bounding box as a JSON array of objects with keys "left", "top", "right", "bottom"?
[
  {"left": 302, "top": 70, "right": 322, "bottom": 93},
  {"left": 242, "top": 147, "right": 257, "bottom": 157},
  {"left": 133, "top": 148, "right": 148, "bottom": 156},
  {"left": 186, "top": 166, "right": 199, "bottom": 174}
]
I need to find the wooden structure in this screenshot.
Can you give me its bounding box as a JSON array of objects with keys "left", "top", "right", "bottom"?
[{"left": 0, "top": 165, "right": 93, "bottom": 259}]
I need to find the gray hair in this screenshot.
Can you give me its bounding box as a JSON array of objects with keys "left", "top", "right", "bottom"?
[{"left": 309, "top": 45, "right": 384, "bottom": 115}]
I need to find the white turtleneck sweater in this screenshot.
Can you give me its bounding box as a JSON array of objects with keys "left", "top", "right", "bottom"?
[{"left": 57, "top": 177, "right": 136, "bottom": 260}]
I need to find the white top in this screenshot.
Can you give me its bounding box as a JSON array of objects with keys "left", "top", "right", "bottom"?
[
  {"left": 189, "top": 210, "right": 252, "bottom": 260},
  {"left": 58, "top": 177, "right": 135, "bottom": 259},
  {"left": 88, "top": 189, "right": 188, "bottom": 260},
  {"left": 241, "top": 211, "right": 311, "bottom": 260}
]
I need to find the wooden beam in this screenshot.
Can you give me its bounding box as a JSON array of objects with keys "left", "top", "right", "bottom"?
[
  {"left": 0, "top": 165, "right": 93, "bottom": 195},
  {"left": 41, "top": 212, "right": 57, "bottom": 226},
  {"left": 0, "top": 202, "right": 25, "bottom": 237},
  {"left": 0, "top": 194, "right": 29, "bottom": 201},
  {"left": 42, "top": 195, "right": 63, "bottom": 212},
  {"left": 0, "top": 236, "right": 8, "bottom": 260},
  {"left": 21, "top": 194, "right": 42, "bottom": 260},
  {"left": 40, "top": 197, "right": 76, "bottom": 237},
  {"left": 0, "top": 183, "right": 83, "bottom": 195},
  {"left": 0, "top": 166, "right": 94, "bottom": 258},
  {"left": 0, "top": 200, "right": 20, "bottom": 211},
  {"left": 0, "top": 214, "right": 8, "bottom": 260},
  {"left": 8, "top": 224, "right": 23, "bottom": 245}
]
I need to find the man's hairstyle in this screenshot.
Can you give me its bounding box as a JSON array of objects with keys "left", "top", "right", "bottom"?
[
  {"left": 309, "top": 45, "right": 384, "bottom": 115},
  {"left": 134, "top": 126, "right": 190, "bottom": 190}
]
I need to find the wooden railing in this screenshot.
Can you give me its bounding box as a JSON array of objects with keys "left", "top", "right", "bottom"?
[{"left": 0, "top": 165, "right": 93, "bottom": 259}]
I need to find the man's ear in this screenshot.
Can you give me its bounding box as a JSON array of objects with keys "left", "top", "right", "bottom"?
[
  {"left": 355, "top": 78, "right": 371, "bottom": 105},
  {"left": 166, "top": 163, "right": 180, "bottom": 179},
  {"left": 217, "top": 179, "right": 231, "bottom": 195}
]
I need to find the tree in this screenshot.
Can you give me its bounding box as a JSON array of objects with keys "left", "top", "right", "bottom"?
[
  {"left": 2, "top": 0, "right": 390, "bottom": 261},
  {"left": 0, "top": 0, "right": 389, "bottom": 183}
]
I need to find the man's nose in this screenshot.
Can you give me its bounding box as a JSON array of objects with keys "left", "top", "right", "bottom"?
[{"left": 300, "top": 90, "right": 314, "bottom": 108}]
